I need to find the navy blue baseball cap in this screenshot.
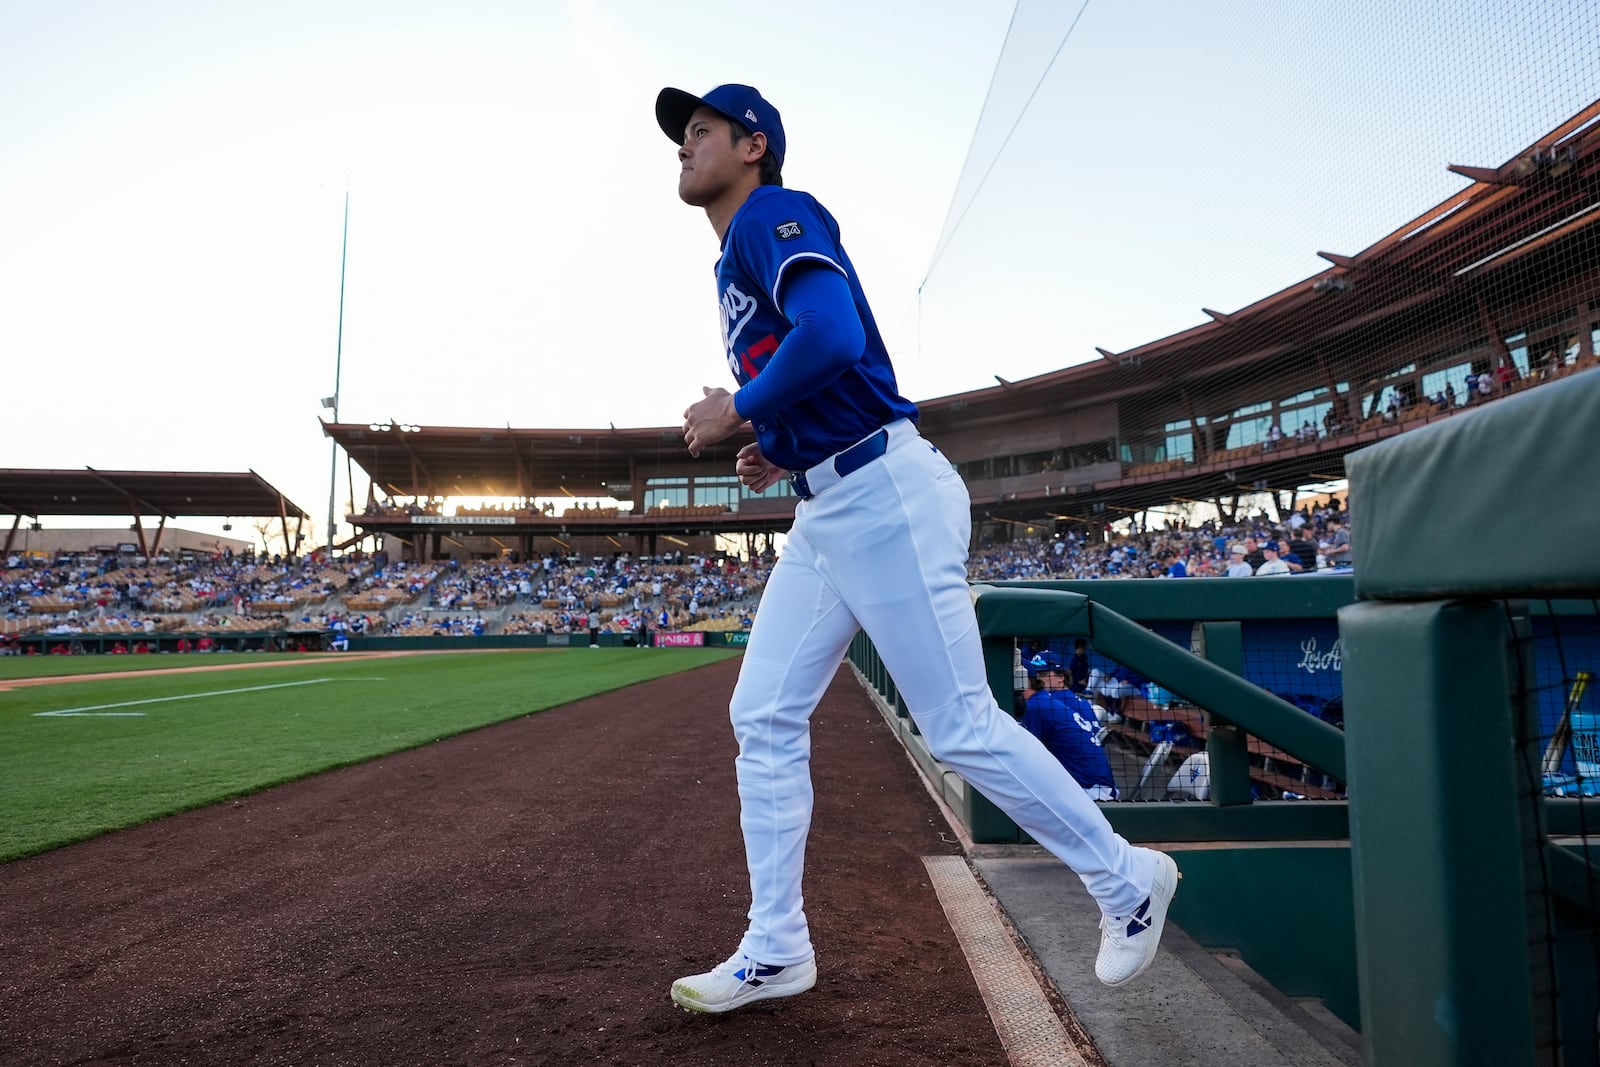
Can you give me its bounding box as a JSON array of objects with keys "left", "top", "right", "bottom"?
[
  {"left": 656, "top": 84, "right": 786, "bottom": 170},
  {"left": 1027, "top": 650, "right": 1065, "bottom": 676}
]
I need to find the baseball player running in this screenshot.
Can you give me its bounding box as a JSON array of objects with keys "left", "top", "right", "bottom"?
[{"left": 661, "top": 83, "right": 1179, "bottom": 1014}]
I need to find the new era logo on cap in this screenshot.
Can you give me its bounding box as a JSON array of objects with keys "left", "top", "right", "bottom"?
[{"left": 745, "top": 108, "right": 758, "bottom": 124}]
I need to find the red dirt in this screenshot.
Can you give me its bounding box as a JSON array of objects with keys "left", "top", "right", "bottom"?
[{"left": 0, "top": 658, "right": 1015, "bottom": 1066}]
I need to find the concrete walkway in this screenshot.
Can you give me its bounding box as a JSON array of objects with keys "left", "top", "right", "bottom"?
[{"left": 973, "top": 849, "right": 1362, "bottom": 1067}]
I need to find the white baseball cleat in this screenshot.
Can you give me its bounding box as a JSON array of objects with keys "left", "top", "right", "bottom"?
[
  {"left": 1095, "top": 849, "right": 1181, "bottom": 986},
  {"left": 670, "top": 950, "right": 817, "bottom": 1013}
]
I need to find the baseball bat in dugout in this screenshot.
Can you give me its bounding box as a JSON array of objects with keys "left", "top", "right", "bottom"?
[{"left": 1542, "top": 669, "right": 1595, "bottom": 781}]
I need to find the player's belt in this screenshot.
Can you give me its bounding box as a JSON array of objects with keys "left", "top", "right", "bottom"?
[{"left": 789, "top": 423, "right": 902, "bottom": 501}]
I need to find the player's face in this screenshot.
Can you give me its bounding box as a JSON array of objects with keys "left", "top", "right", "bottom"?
[
  {"left": 677, "top": 107, "right": 752, "bottom": 207},
  {"left": 1037, "top": 668, "right": 1067, "bottom": 690}
]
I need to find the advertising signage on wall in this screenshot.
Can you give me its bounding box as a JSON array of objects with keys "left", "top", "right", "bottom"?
[{"left": 654, "top": 632, "right": 706, "bottom": 647}]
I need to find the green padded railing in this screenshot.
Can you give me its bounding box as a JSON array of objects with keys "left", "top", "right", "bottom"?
[
  {"left": 849, "top": 575, "right": 1353, "bottom": 844},
  {"left": 847, "top": 576, "right": 1364, "bottom": 1027}
]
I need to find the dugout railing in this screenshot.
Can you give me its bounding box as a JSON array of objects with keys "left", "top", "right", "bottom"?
[
  {"left": 850, "top": 574, "right": 1363, "bottom": 1028},
  {"left": 852, "top": 367, "right": 1600, "bottom": 1063},
  {"left": 859, "top": 576, "right": 1355, "bottom": 835},
  {"left": 1337, "top": 368, "right": 1600, "bottom": 1067}
]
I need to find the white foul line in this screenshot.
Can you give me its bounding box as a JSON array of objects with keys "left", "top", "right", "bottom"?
[{"left": 32, "top": 678, "right": 335, "bottom": 717}]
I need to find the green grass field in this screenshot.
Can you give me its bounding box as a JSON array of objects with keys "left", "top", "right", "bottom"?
[{"left": 0, "top": 647, "right": 739, "bottom": 862}]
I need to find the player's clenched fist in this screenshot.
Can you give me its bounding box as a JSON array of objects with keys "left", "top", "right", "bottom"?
[
  {"left": 682, "top": 386, "right": 743, "bottom": 457},
  {"left": 735, "top": 442, "right": 787, "bottom": 493}
]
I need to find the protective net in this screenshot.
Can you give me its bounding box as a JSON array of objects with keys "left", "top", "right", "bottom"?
[
  {"left": 1513, "top": 599, "right": 1600, "bottom": 1061},
  {"left": 1020, "top": 622, "right": 1344, "bottom": 804},
  {"left": 909, "top": 0, "right": 1600, "bottom": 540}
]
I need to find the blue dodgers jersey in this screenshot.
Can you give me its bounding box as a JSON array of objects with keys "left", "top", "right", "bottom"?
[
  {"left": 1022, "top": 689, "right": 1116, "bottom": 792},
  {"left": 716, "top": 186, "right": 918, "bottom": 472}
]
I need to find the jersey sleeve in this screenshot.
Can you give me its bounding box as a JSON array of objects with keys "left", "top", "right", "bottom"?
[
  {"left": 733, "top": 264, "right": 865, "bottom": 420},
  {"left": 729, "top": 190, "right": 847, "bottom": 310}
]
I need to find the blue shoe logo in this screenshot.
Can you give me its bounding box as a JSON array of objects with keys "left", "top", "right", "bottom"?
[
  {"left": 735, "top": 963, "right": 785, "bottom": 985},
  {"left": 1125, "top": 898, "right": 1152, "bottom": 938}
]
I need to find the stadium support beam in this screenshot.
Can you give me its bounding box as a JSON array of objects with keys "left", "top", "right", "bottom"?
[
  {"left": 277, "top": 503, "right": 294, "bottom": 561},
  {"left": 129, "top": 515, "right": 148, "bottom": 558},
  {"left": 1313, "top": 349, "right": 1352, "bottom": 425},
  {"left": 85, "top": 467, "right": 162, "bottom": 518},
  {"left": 1316, "top": 251, "right": 1358, "bottom": 268},
  {"left": 1446, "top": 163, "right": 1513, "bottom": 185},
  {"left": 1472, "top": 292, "right": 1519, "bottom": 374},
  {"left": 1182, "top": 388, "right": 1210, "bottom": 463},
  {"left": 1202, "top": 307, "right": 1234, "bottom": 325},
  {"left": 505, "top": 424, "right": 529, "bottom": 501},
  {"left": 398, "top": 433, "right": 432, "bottom": 500}
]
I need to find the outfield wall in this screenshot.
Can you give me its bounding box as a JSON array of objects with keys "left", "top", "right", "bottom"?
[{"left": 3, "top": 629, "right": 749, "bottom": 656}]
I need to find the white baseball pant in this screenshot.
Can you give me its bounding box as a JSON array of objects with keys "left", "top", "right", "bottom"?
[{"left": 730, "top": 419, "right": 1157, "bottom": 965}]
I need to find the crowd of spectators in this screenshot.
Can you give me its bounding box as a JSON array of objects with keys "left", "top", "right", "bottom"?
[
  {"left": 966, "top": 498, "right": 1353, "bottom": 583},
  {"left": 3, "top": 495, "right": 1353, "bottom": 654},
  {"left": 500, "top": 551, "right": 769, "bottom": 637},
  {"left": 2, "top": 546, "right": 773, "bottom": 650}
]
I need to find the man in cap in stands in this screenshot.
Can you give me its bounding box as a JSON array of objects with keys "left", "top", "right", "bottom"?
[{"left": 1255, "top": 541, "right": 1292, "bottom": 576}]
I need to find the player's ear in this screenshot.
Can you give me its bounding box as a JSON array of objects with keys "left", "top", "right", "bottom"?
[{"left": 745, "top": 130, "right": 768, "bottom": 164}]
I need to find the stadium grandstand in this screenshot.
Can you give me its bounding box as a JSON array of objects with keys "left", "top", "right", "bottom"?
[
  {"left": 2, "top": 546, "right": 769, "bottom": 654},
  {"left": 9, "top": 100, "right": 1596, "bottom": 654},
  {"left": 0, "top": 469, "right": 766, "bottom": 650},
  {"left": 323, "top": 98, "right": 1599, "bottom": 567},
  {"left": 0, "top": 468, "right": 307, "bottom": 560}
]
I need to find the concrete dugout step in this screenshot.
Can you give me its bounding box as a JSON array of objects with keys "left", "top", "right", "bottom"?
[{"left": 971, "top": 850, "right": 1362, "bottom": 1067}]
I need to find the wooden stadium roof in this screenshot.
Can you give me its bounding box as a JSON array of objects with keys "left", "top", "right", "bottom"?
[
  {"left": 0, "top": 468, "right": 309, "bottom": 521},
  {"left": 911, "top": 99, "right": 1600, "bottom": 520},
  {"left": 917, "top": 99, "right": 1600, "bottom": 421},
  {"left": 320, "top": 421, "right": 752, "bottom": 501}
]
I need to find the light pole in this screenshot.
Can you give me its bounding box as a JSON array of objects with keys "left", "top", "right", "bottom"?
[{"left": 326, "top": 188, "right": 350, "bottom": 557}]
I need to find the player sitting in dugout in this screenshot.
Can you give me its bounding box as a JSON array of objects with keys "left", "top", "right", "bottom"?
[{"left": 1023, "top": 651, "right": 1119, "bottom": 801}]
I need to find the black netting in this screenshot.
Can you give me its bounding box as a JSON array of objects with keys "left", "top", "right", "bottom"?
[
  {"left": 1512, "top": 599, "right": 1600, "bottom": 1063},
  {"left": 1018, "top": 626, "right": 1344, "bottom": 803}
]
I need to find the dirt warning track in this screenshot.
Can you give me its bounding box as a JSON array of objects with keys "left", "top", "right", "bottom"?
[{"left": 0, "top": 657, "right": 1017, "bottom": 1066}]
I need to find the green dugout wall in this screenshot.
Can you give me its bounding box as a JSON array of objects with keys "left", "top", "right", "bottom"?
[
  {"left": 849, "top": 370, "right": 1600, "bottom": 1054},
  {"left": 854, "top": 575, "right": 1363, "bottom": 1026},
  {"left": 1339, "top": 369, "right": 1600, "bottom": 1066}
]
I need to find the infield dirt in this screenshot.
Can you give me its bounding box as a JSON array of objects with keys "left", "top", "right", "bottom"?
[{"left": 0, "top": 656, "right": 1027, "bottom": 1066}]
